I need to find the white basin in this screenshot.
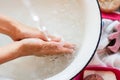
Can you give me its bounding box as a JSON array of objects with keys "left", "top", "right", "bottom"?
[{"left": 0, "top": 0, "right": 101, "bottom": 80}]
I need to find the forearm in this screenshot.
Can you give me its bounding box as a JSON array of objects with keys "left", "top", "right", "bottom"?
[
  {"left": 0, "top": 42, "right": 22, "bottom": 64},
  {"left": 0, "top": 15, "right": 20, "bottom": 39},
  {"left": 0, "top": 15, "right": 49, "bottom": 41}
]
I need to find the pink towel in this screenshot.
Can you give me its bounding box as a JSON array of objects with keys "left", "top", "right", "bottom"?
[{"left": 102, "top": 12, "right": 120, "bottom": 21}]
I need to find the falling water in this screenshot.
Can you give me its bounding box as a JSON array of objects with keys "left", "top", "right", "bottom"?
[{"left": 22, "top": 0, "right": 51, "bottom": 41}]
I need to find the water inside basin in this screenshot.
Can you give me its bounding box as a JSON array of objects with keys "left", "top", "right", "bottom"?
[{"left": 0, "top": 0, "right": 86, "bottom": 80}]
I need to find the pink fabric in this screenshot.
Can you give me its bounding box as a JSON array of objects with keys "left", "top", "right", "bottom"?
[
  {"left": 102, "top": 12, "right": 120, "bottom": 21},
  {"left": 74, "top": 12, "right": 120, "bottom": 80},
  {"left": 108, "top": 24, "right": 120, "bottom": 52},
  {"left": 74, "top": 66, "right": 120, "bottom": 80},
  {"left": 73, "top": 12, "right": 120, "bottom": 80}
]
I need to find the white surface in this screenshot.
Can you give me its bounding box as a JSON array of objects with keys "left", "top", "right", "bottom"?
[{"left": 0, "top": 0, "right": 101, "bottom": 80}]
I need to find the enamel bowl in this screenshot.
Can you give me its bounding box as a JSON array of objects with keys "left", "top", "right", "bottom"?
[{"left": 0, "top": 0, "right": 101, "bottom": 80}]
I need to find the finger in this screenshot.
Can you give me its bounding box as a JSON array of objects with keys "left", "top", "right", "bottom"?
[
  {"left": 38, "top": 27, "right": 62, "bottom": 42},
  {"left": 20, "top": 38, "right": 44, "bottom": 46},
  {"left": 62, "top": 42, "right": 76, "bottom": 49},
  {"left": 37, "top": 31, "right": 49, "bottom": 41},
  {"left": 47, "top": 34, "right": 61, "bottom": 42},
  {"left": 37, "top": 27, "right": 49, "bottom": 41},
  {"left": 61, "top": 48, "right": 74, "bottom": 54}
]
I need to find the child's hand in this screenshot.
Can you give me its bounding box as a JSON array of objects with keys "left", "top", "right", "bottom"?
[
  {"left": 18, "top": 38, "right": 75, "bottom": 56},
  {"left": 0, "top": 15, "right": 61, "bottom": 42}
]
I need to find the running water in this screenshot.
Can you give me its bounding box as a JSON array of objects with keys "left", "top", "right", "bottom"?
[
  {"left": 22, "top": 0, "right": 41, "bottom": 28},
  {"left": 22, "top": 0, "right": 51, "bottom": 41}
]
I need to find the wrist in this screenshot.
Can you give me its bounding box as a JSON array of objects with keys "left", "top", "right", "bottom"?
[
  {"left": 17, "top": 40, "right": 33, "bottom": 57},
  {"left": 12, "top": 41, "right": 24, "bottom": 57},
  {"left": 0, "top": 15, "right": 21, "bottom": 40},
  {"left": 8, "top": 22, "right": 22, "bottom": 41},
  {"left": 0, "top": 41, "right": 24, "bottom": 64}
]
